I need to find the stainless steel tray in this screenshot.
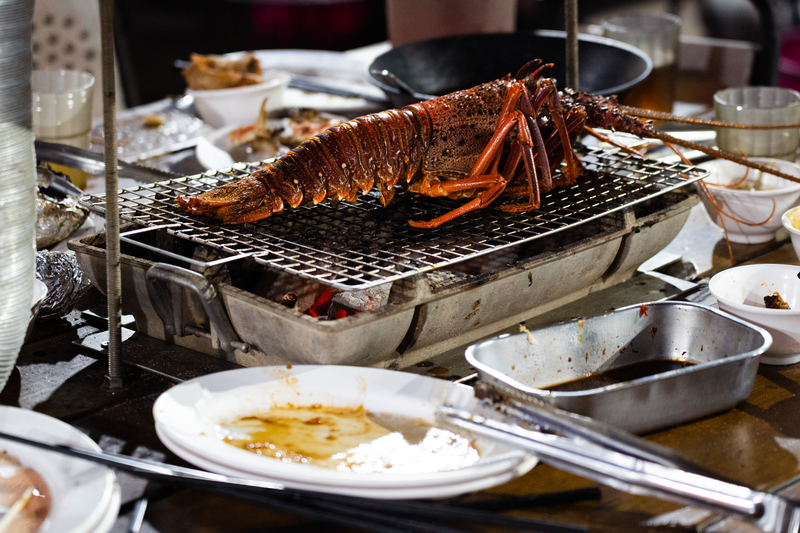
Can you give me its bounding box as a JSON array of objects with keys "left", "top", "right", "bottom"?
[{"left": 466, "top": 301, "right": 772, "bottom": 434}]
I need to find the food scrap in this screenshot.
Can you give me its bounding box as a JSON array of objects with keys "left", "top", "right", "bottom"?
[
  {"left": 787, "top": 208, "right": 800, "bottom": 230},
  {"left": 519, "top": 323, "right": 538, "bottom": 345},
  {"left": 182, "top": 52, "right": 264, "bottom": 90},
  {"left": 229, "top": 102, "right": 345, "bottom": 155},
  {"left": 142, "top": 114, "right": 165, "bottom": 128},
  {"left": 0, "top": 451, "right": 51, "bottom": 533},
  {"left": 764, "top": 292, "right": 791, "bottom": 309}
]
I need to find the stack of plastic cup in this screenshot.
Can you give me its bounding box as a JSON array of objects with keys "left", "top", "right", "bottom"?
[{"left": 0, "top": 0, "right": 37, "bottom": 391}]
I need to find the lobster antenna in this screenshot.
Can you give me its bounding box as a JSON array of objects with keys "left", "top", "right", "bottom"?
[
  {"left": 654, "top": 129, "right": 800, "bottom": 184},
  {"left": 620, "top": 105, "right": 800, "bottom": 129}
]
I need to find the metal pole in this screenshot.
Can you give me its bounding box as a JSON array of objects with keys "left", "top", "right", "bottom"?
[
  {"left": 99, "top": 0, "right": 122, "bottom": 388},
  {"left": 565, "top": 0, "right": 579, "bottom": 90}
]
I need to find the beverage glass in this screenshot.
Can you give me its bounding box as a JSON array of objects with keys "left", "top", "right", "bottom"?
[
  {"left": 602, "top": 12, "right": 681, "bottom": 113},
  {"left": 714, "top": 86, "right": 800, "bottom": 161},
  {"left": 385, "top": 0, "right": 517, "bottom": 48},
  {"left": 31, "top": 69, "right": 95, "bottom": 188}
]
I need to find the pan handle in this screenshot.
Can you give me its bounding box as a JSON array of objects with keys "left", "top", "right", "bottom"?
[{"left": 145, "top": 263, "right": 250, "bottom": 360}]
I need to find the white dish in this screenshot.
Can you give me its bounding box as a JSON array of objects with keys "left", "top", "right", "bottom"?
[
  {"left": 83, "top": 483, "right": 121, "bottom": 533},
  {"left": 156, "top": 422, "right": 536, "bottom": 500},
  {"left": 195, "top": 124, "right": 282, "bottom": 171},
  {"left": 0, "top": 406, "right": 118, "bottom": 533},
  {"left": 249, "top": 49, "right": 385, "bottom": 115},
  {"left": 26, "top": 279, "right": 48, "bottom": 342},
  {"left": 189, "top": 70, "right": 291, "bottom": 129},
  {"left": 709, "top": 264, "right": 800, "bottom": 364},
  {"left": 782, "top": 207, "right": 800, "bottom": 260},
  {"left": 152, "top": 366, "right": 535, "bottom": 491},
  {"left": 696, "top": 158, "right": 800, "bottom": 244}
]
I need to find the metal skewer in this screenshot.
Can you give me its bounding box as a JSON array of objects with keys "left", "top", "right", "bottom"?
[
  {"left": 99, "top": 0, "right": 123, "bottom": 387},
  {"left": 565, "top": 0, "right": 579, "bottom": 90}
]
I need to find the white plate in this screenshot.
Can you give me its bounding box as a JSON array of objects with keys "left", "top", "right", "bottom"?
[
  {"left": 0, "top": 406, "right": 117, "bottom": 533},
  {"left": 153, "top": 366, "right": 536, "bottom": 490},
  {"left": 84, "top": 483, "right": 121, "bottom": 533},
  {"left": 156, "top": 422, "right": 536, "bottom": 500}
]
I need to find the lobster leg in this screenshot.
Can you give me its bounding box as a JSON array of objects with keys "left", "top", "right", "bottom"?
[{"left": 409, "top": 105, "right": 539, "bottom": 228}]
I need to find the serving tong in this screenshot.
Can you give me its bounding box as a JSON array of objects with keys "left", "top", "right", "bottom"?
[{"left": 440, "top": 383, "right": 800, "bottom": 533}]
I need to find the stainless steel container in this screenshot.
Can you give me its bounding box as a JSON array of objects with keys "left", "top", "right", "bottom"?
[{"left": 466, "top": 301, "right": 772, "bottom": 434}]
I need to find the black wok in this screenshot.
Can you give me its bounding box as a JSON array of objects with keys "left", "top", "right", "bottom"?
[{"left": 367, "top": 30, "right": 652, "bottom": 108}]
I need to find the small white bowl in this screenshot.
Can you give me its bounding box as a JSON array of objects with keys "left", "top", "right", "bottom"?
[
  {"left": 782, "top": 206, "right": 800, "bottom": 259},
  {"left": 188, "top": 70, "right": 290, "bottom": 128},
  {"left": 25, "top": 279, "right": 48, "bottom": 343},
  {"left": 697, "top": 158, "right": 800, "bottom": 244},
  {"left": 709, "top": 264, "right": 800, "bottom": 364}
]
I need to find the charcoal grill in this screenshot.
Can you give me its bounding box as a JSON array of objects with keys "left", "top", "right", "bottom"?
[{"left": 71, "top": 145, "right": 706, "bottom": 368}]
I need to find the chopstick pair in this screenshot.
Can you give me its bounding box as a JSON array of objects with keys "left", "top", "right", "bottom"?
[{"left": 0, "top": 430, "right": 587, "bottom": 533}]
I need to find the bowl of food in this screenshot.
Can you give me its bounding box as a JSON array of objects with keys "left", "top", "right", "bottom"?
[
  {"left": 709, "top": 263, "right": 800, "bottom": 364},
  {"left": 696, "top": 158, "right": 800, "bottom": 244},
  {"left": 183, "top": 52, "right": 290, "bottom": 128},
  {"left": 782, "top": 206, "right": 800, "bottom": 258}
]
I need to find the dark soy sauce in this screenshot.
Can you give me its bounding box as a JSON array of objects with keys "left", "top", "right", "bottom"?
[{"left": 545, "top": 360, "right": 695, "bottom": 392}]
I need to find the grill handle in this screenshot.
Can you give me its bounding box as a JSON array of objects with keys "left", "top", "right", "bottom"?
[{"left": 145, "top": 263, "right": 250, "bottom": 360}]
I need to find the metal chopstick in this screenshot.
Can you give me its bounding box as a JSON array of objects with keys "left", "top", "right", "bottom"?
[
  {"left": 0, "top": 430, "right": 425, "bottom": 533},
  {"left": 0, "top": 429, "right": 586, "bottom": 533}
]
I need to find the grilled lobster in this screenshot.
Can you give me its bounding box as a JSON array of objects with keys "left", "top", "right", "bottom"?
[{"left": 177, "top": 60, "right": 800, "bottom": 229}]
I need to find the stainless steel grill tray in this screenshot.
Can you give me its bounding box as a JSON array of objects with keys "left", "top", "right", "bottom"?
[{"left": 80, "top": 145, "right": 707, "bottom": 290}]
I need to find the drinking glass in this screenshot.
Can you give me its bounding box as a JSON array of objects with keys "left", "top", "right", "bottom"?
[
  {"left": 602, "top": 12, "right": 681, "bottom": 113},
  {"left": 714, "top": 86, "right": 800, "bottom": 161},
  {"left": 31, "top": 69, "right": 95, "bottom": 188},
  {"left": 385, "top": 0, "right": 517, "bottom": 47}
]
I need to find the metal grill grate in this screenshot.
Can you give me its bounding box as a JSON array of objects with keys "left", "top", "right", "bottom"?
[{"left": 80, "top": 145, "right": 707, "bottom": 290}]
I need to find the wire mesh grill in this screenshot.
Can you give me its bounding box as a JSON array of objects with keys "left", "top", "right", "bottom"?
[{"left": 80, "top": 145, "right": 707, "bottom": 290}]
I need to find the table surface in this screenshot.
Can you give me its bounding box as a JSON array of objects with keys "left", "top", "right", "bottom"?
[{"left": 18, "top": 43, "right": 800, "bottom": 532}]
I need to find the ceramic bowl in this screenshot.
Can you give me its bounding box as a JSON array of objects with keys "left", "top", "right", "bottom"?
[
  {"left": 188, "top": 70, "right": 290, "bottom": 128},
  {"left": 782, "top": 206, "right": 800, "bottom": 259},
  {"left": 25, "top": 279, "right": 48, "bottom": 343},
  {"left": 697, "top": 158, "right": 800, "bottom": 244},
  {"left": 709, "top": 263, "right": 800, "bottom": 364}
]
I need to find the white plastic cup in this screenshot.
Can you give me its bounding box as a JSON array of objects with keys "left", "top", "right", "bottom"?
[
  {"left": 31, "top": 69, "right": 95, "bottom": 148},
  {"left": 714, "top": 86, "right": 800, "bottom": 161}
]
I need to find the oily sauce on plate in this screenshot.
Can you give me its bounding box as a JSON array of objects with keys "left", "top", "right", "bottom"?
[
  {"left": 545, "top": 360, "right": 695, "bottom": 392},
  {"left": 221, "top": 405, "right": 480, "bottom": 474}
]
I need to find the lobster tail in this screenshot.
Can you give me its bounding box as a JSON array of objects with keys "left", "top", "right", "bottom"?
[{"left": 175, "top": 105, "right": 432, "bottom": 224}]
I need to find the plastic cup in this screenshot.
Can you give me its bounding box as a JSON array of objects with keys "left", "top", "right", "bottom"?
[
  {"left": 714, "top": 86, "right": 800, "bottom": 161},
  {"left": 31, "top": 69, "right": 95, "bottom": 188},
  {"left": 385, "top": 0, "right": 517, "bottom": 47},
  {"left": 602, "top": 12, "right": 681, "bottom": 113}
]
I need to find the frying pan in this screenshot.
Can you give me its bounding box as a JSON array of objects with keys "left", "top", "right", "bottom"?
[{"left": 367, "top": 30, "right": 653, "bottom": 108}]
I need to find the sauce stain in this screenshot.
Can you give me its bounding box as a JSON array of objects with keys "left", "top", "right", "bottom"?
[{"left": 220, "top": 405, "right": 480, "bottom": 474}]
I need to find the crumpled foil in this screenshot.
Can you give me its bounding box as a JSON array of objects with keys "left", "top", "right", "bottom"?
[
  {"left": 36, "top": 251, "right": 93, "bottom": 319},
  {"left": 36, "top": 193, "right": 89, "bottom": 249}
]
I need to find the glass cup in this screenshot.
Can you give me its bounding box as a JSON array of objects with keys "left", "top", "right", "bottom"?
[
  {"left": 602, "top": 12, "right": 681, "bottom": 113},
  {"left": 714, "top": 87, "right": 800, "bottom": 161},
  {"left": 385, "top": 0, "right": 517, "bottom": 48},
  {"left": 31, "top": 69, "right": 95, "bottom": 188}
]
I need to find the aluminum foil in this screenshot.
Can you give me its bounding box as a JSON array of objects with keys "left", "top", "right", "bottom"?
[
  {"left": 36, "top": 251, "right": 92, "bottom": 319},
  {"left": 36, "top": 192, "right": 89, "bottom": 249}
]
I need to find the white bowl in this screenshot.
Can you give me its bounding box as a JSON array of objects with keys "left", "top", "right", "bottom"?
[
  {"left": 709, "top": 264, "right": 800, "bottom": 364},
  {"left": 782, "top": 206, "right": 800, "bottom": 260},
  {"left": 188, "top": 70, "right": 290, "bottom": 128},
  {"left": 697, "top": 158, "right": 800, "bottom": 244},
  {"left": 25, "top": 279, "right": 48, "bottom": 343}
]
